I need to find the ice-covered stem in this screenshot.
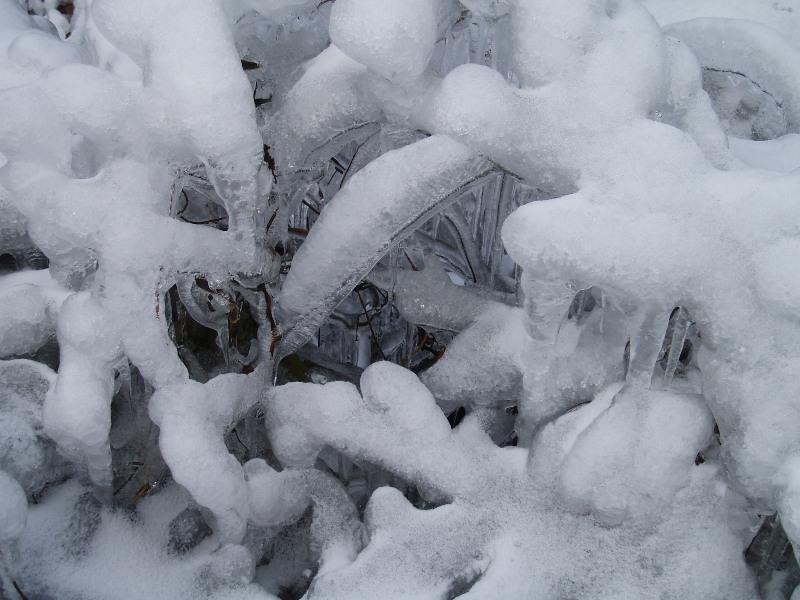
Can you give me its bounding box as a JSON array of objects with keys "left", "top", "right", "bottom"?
[
  {"left": 384, "top": 260, "right": 527, "bottom": 414},
  {"left": 267, "top": 361, "right": 511, "bottom": 502},
  {"left": 274, "top": 135, "right": 493, "bottom": 362},
  {"left": 244, "top": 460, "right": 362, "bottom": 572},
  {"left": 43, "top": 292, "right": 122, "bottom": 500},
  {"left": 149, "top": 369, "right": 268, "bottom": 544},
  {"left": 420, "top": 304, "right": 526, "bottom": 413},
  {"left": 624, "top": 304, "right": 672, "bottom": 389},
  {"left": 512, "top": 272, "right": 581, "bottom": 441}
]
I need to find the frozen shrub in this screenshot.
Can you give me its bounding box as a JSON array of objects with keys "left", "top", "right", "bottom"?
[{"left": 2, "top": 0, "right": 800, "bottom": 598}]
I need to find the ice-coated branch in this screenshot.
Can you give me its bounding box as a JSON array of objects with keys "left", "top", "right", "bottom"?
[
  {"left": 267, "top": 361, "right": 515, "bottom": 501},
  {"left": 274, "top": 135, "right": 493, "bottom": 362},
  {"left": 149, "top": 370, "right": 267, "bottom": 543}
]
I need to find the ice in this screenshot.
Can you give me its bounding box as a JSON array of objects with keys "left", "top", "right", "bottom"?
[
  {"left": 665, "top": 18, "right": 800, "bottom": 134},
  {"left": 43, "top": 292, "right": 121, "bottom": 498},
  {"left": 730, "top": 134, "right": 800, "bottom": 172},
  {"left": 267, "top": 362, "right": 507, "bottom": 500},
  {"left": 642, "top": 0, "right": 800, "bottom": 48},
  {"left": 0, "top": 0, "right": 277, "bottom": 506},
  {"left": 329, "top": 0, "right": 450, "bottom": 87},
  {"left": 0, "top": 1, "right": 40, "bottom": 89},
  {"left": 457, "top": 0, "right": 510, "bottom": 18},
  {"left": 91, "top": 0, "right": 264, "bottom": 238},
  {"left": 420, "top": 303, "right": 525, "bottom": 412},
  {"left": 0, "top": 470, "right": 26, "bottom": 542},
  {"left": 0, "top": 359, "right": 69, "bottom": 497},
  {"left": 149, "top": 372, "right": 265, "bottom": 543},
  {"left": 240, "top": 0, "right": 318, "bottom": 18},
  {"left": 265, "top": 45, "right": 380, "bottom": 174},
  {"left": 16, "top": 481, "right": 278, "bottom": 600},
  {"left": 558, "top": 387, "right": 715, "bottom": 525},
  {"left": 275, "top": 135, "right": 492, "bottom": 361},
  {"left": 390, "top": 261, "right": 496, "bottom": 332},
  {"left": 0, "top": 269, "right": 70, "bottom": 358},
  {"left": 277, "top": 373, "right": 754, "bottom": 600},
  {"left": 5, "top": 0, "right": 800, "bottom": 596},
  {"left": 509, "top": 0, "right": 606, "bottom": 88},
  {"left": 244, "top": 460, "right": 362, "bottom": 572}
]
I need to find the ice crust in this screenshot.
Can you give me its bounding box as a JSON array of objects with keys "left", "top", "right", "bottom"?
[{"left": 0, "top": 359, "right": 68, "bottom": 497}]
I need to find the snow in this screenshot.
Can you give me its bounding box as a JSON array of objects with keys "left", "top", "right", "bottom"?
[
  {"left": 0, "top": 269, "right": 70, "bottom": 358},
  {"left": 17, "top": 481, "right": 277, "bottom": 600},
  {"left": 329, "top": 0, "right": 442, "bottom": 87},
  {"left": 0, "top": 359, "right": 66, "bottom": 498},
  {"left": 0, "top": 470, "right": 27, "bottom": 542},
  {"left": 149, "top": 373, "right": 264, "bottom": 543},
  {"left": 3, "top": 0, "right": 800, "bottom": 597}
]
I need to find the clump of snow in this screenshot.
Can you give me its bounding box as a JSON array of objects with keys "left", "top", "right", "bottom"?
[
  {"left": 0, "top": 269, "right": 70, "bottom": 358},
  {"left": 329, "top": 0, "right": 446, "bottom": 87}
]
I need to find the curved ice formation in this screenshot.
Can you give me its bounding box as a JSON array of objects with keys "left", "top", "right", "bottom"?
[
  {"left": 149, "top": 371, "right": 266, "bottom": 543},
  {"left": 665, "top": 18, "right": 800, "bottom": 132},
  {"left": 275, "top": 135, "right": 493, "bottom": 361}
]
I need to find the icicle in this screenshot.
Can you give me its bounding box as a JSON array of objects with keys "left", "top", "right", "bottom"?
[
  {"left": 516, "top": 273, "right": 580, "bottom": 442},
  {"left": 626, "top": 304, "right": 671, "bottom": 389},
  {"left": 662, "top": 307, "right": 691, "bottom": 389}
]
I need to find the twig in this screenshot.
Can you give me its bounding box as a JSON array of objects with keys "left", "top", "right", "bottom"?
[{"left": 356, "top": 290, "right": 387, "bottom": 361}]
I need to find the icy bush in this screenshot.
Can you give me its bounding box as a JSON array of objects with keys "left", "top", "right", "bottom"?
[{"left": 2, "top": 0, "right": 800, "bottom": 598}]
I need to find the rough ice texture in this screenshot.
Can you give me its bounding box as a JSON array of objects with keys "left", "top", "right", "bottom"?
[
  {"left": 149, "top": 372, "right": 265, "bottom": 543},
  {"left": 0, "top": 359, "right": 67, "bottom": 497}
]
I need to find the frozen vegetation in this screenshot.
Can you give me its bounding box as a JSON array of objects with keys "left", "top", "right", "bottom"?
[{"left": 1, "top": 0, "right": 800, "bottom": 597}]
